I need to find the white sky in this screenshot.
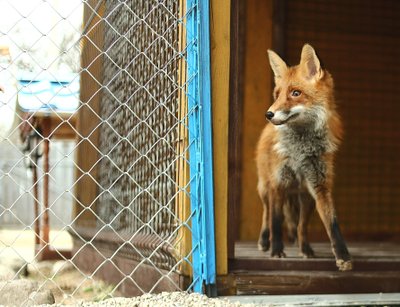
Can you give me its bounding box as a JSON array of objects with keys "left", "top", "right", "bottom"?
[{"left": 0, "top": 0, "right": 83, "bottom": 76}]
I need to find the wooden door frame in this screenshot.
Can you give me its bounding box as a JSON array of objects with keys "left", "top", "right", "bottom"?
[
  {"left": 227, "top": 0, "right": 244, "bottom": 260},
  {"left": 227, "top": 0, "right": 286, "bottom": 262}
]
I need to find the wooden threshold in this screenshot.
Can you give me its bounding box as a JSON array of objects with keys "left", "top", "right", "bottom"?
[
  {"left": 218, "top": 241, "right": 400, "bottom": 295},
  {"left": 230, "top": 241, "right": 400, "bottom": 271}
]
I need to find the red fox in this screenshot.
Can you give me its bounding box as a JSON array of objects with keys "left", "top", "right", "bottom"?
[{"left": 256, "top": 44, "right": 352, "bottom": 271}]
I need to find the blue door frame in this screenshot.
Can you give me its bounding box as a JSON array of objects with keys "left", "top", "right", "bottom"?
[{"left": 186, "top": 0, "right": 217, "bottom": 296}]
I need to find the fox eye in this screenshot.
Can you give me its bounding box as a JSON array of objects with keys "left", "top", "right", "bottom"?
[{"left": 291, "top": 90, "right": 302, "bottom": 97}]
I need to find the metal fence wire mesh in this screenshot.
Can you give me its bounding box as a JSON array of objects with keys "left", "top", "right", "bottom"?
[
  {"left": 0, "top": 0, "right": 209, "bottom": 303},
  {"left": 99, "top": 0, "right": 180, "bottom": 241},
  {"left": 97, "top": 0, "right": 181, "bottom": 267}
]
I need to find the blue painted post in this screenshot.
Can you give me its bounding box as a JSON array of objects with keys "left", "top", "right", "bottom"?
[
  {"left": 198, "top": 0, "right": 217, "bottom": 297},
  {"left": 185, "top": 0, "right": 217, "bottom": 296}
]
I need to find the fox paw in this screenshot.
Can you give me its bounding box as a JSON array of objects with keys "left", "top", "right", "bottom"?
[
  {"left": 300, "top": 243, "right": 315, "bottom": 258},
  {"left": 336, "top": 259, "right": 353, "bottom": 271},
  {"left": 258, "top": 229, "right": 270, "bottom": 252},
  {"left": 271, "top": 250, "right": 286, "bottom": 258},
  {"left": 258, "top": 241, "right": 270, "bottom": 252}
]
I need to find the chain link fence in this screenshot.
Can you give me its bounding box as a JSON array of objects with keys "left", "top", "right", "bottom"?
[{"left": 0, "top": 0, "right": 214, "bottom": 303}]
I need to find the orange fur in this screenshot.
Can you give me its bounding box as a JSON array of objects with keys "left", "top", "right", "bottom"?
[{"left": 256, "top": 44, "right": 352, "bottom": 271}]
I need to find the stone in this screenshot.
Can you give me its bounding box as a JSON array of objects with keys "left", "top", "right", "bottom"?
[
  {"left": 0, "top": 279, "right": 55, "bottom": 306},
  {"left": 28, "top": 290, "right": 55, "bottom": 305},
  {"left": 51, "top": 260, "right": 75, "bottom": 276},
  {"left": 27, "top": 260, "right": 54, "bottom": 277},
  {"left": 0, "top": 256, "right": 28, "bottom": 277},
  {"left": 0, "top": 264, "right": 16, "bottom": 281}
]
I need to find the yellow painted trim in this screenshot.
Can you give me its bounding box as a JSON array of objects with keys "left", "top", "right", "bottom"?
[
  {"left": 175, "top": 0, "right": 192, "bottom": 276},
  {"left": 210, "top": 0, "right": 230, "bottom": 275}
]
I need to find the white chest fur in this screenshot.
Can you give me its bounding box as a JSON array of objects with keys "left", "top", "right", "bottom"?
[{"left": 273, "top": 123, "right": 333, "bottom": 187}]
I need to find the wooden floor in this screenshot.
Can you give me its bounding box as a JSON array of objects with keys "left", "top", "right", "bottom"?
[
  {"left": 218, "top": 241, "right": 400, "bottom": 295},
  {"left": 231, "top": 241, "right": 400, "bottom": 271}
]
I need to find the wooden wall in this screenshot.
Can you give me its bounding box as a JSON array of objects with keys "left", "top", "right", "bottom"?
[
  {"left": 238, "top": 0, "right": 273, "bottom": 241},
  {"left": 284, "top": 0, "right": 400, "bottom": 240},
  {"left": 74, "top": 1, "right": 104, "bottom": 227},
  {"left": 237, "top": 0, "right": 400, "bottom": 241},
  {"left": 211, "top": 0, "right": 231, "bottom": 275}
]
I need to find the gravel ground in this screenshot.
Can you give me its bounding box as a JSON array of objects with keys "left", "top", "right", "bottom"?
[
  {"left": 35, "top": 292, "right": 400, "bottom": 307},
  {"left": 34, "top": 292, "right": 261, "bottom": 307}
]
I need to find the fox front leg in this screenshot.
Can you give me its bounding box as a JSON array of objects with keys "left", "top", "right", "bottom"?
[
  {"left": 297, "top": 193, "right": 315, "bottom": 258},
  {"left": 312, "top": 185, "right": 352, "bottom": 270},
  {"left": 258, "top": 187, "right": 270, "bottom": 251},
  {"left": 304, "top": 155, "right": 352, "bottom": 270},
  {"left": 269, "top": 191, "right": 286, "bottom": 258},
  {"left": 258, "top": 214, "right": 270, "bottom": 252}
]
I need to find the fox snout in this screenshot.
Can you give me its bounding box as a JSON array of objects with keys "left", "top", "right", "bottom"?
[
  {"left": 265, "top": 111, "right": 274, "bottom": 120},
  {"left": 265, "top": 106, "right": 304, "bottom": 126},
  {"left": 265, "top": 109, "right": 286, "bottom": 125}
]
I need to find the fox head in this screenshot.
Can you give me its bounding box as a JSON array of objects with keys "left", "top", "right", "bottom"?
[{"left": 266, "top": 44, "right": 335, "bottom": 127}]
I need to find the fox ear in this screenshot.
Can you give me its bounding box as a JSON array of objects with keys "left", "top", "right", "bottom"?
[
  {"left": 300, "top": 44, "right": 323, "bottom": 81},
  {"left": 267, "top": 50, "right": 287, "bottom": 80}
]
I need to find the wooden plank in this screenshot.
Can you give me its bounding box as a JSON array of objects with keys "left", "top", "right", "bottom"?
[
  {"left": 72, "top": 236, "right": 189, "bottom": 296},
  {"left": 283, "top": 0, "right": 400, "bottom": 239},
  {"left": 210, "top": 0, "right": 231, "bottom": 276},
  {"left": 216, "top": 274, "right": 236, "bottom": 296},
  {"left": 234, "top": 271, "right": 400, "bottom": 295},
  {"left": 71, "top": 226, "right": 177, "bottom": 260},
  {"left": 231, "top": 257, "right": 400, "bottom": 272},
  {"left": 231, "top": 241, "right": 400, "bottom": 271},
  {"left": 22, "top": 111, "right": 77, "bottom": 139},
  {"left": 238, "top": 0, "right": 273, "bottom": 241},
  {"left": 235, "top": 241, "right": 400, "bottom": 258},
  {"left": 272, "top": 0, "right": 286, "bottom": 55},
  {"left": 174, "top": 0, "right": 192, "bottom": 277},
  {"left": 227, "top": 0, "right": 244, "bottom": 259},
  {"left": 74, "top": 0, "right": 105, "bottom": 227},
  {"left": 218, "top": 270, "right": 400, "bottom": 296}
]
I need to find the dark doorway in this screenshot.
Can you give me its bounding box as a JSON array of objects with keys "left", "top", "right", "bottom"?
[{"left": 226, "top": 0, "right": 400, "bottom": 295}]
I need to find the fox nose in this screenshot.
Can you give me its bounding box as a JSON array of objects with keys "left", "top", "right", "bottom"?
[{"left": 265, "top": 111, "right": 274, "bottom": 120}]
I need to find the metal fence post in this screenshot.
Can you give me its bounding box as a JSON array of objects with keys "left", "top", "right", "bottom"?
[{"left": 186, "top": 0, "right": 217, "bottom": 295}]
